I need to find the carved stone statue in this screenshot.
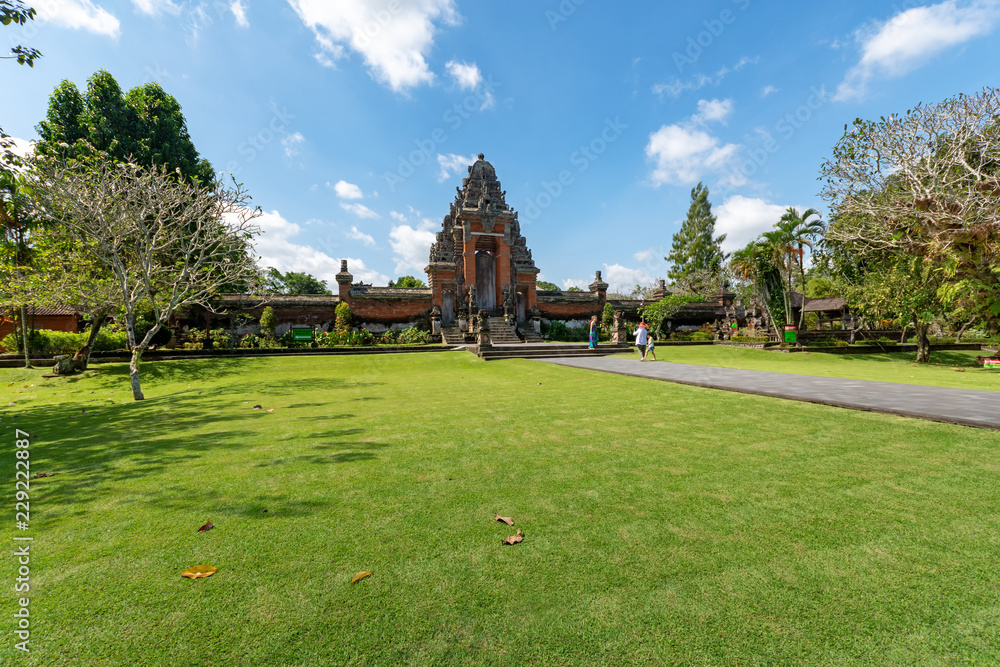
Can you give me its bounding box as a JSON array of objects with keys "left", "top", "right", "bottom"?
[
  {"left": 467, "top": 284, "right": 478, "bottom": 314},
  {"left": 501, "top": 285, "right": 515, "bottom": 316}
]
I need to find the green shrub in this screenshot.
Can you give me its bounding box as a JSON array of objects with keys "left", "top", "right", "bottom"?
[
  {"left": 689, "top": 331, "right": 713, "bottom": 341},
  {"left": 335, "top": 302, "right": 353, "bottom": 332},
  {"left": 730, "top": 336, "right": 769, "bottom": 343},
  {"left": 259, "top": 306, "right": 276, "bottom": 338},
  {"left": 546, "top": 321, "right": 589, "bottom": 342},
  {"left": 397, "top": 327, "right": 429, "bottom": 345},
  {"left": 1, "top": 328, "right": 130, "bottom": 355},
  {"left": 379, "top": 330, "right": 399, "bottom": 345}
]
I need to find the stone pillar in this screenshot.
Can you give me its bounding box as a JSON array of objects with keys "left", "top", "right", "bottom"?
[
  {"left": 589, "top": 270, "right": 609, "bottom": 306},
  {"left": 335, "top": 260, "right": 353, "bottom": 302}
]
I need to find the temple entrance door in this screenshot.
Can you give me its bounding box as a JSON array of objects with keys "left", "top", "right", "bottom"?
[
  {"left": 475, "top": 251, "right": 496, "bottom": 311},
  {"left": 516, "top": 291, "right": 526, "bottom": 323},
  {"left": 442, "top": 290, "right": 455, "bottom": 324}
]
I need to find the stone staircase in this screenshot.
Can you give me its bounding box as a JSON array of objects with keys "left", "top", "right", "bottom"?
[
  {"left": 440, "top": 325, "right": 466, "bottom": 345},
  {"left": 478, "top": 342, "right": 632, "bottom": 361},
  {"left": 487, "top": 317, "right": 523, "bottom": 344},
  {"left": 519, "top": 324, "right": 544, "bottom": 343}
]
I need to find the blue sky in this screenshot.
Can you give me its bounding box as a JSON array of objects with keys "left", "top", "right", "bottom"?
[{"left": 3, "top": 0, "right": 1000, "bottom": 292}]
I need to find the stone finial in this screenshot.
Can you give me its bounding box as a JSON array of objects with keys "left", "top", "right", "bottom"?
[
  {"left": 478, "top": 153, "right": 485, "bottom": 160},
  {"left": 589, "top": 270, "right": 609, "bottom": 294},
  {"left": 335, "top": 259, "right": 353, "bottom": 286}
]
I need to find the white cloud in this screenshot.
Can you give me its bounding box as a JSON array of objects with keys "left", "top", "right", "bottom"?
[
  {"left": 389, "top": 220, "right": 436, "bottom": 274},
  {"left": 230, "top": 0, "right": 248, "bottom": 27},
  {"left": 652, "top": 55, "right": 758, "bottom": 99},
  {"left": 761, "top": 85, "right": 778, "bottom": 97},
  {"left": 695, "top": 98, "right": 734, "bottom": 124},
  {"left": 835, "top": 0, "right": 1000, "bottom": 101},
  {"left": 282, "top": 132, "right": 305, "bottom": 158},
  {"left": 562, "top": 278, "right": 588, "bottom": 291},
  {"left": 340, "top": 202, "right": 379, "bottom": 219},
  {"left": 347, "top": 225, "right": 377, "bottom": 247},
  {"left": 334, "top": 180, "right": 364, "bottom": 200},
  {"left": 601, "top": 263, "right": 654, "bottom": 293},
  {"left": 436, "top": 152, "right": 478, "bottom": 182},
  {"left": 252, "top": 209, "right": 388, "bottom": 286},
  {"left": 646, "top": 100, "right": 743, "bottom": 187},
  {"left": 131, "top": 0, "right": 181, "bottom": 15},
  {"left": 714, "top": 195, "right": 793, "bottom": 252},
  {"left": 445, "top": 60, "right": 481, "bottom": 89},
  {"left": 36, "top": 0, "right": 121, "bottom": 37},
  {"left": 390, "top": 210, "right": 408, "bottom": 222},
  {"left": 634, "top": 250, "right": 654, "bottom": 263},
  {"left": 288, "top": 0, "right": 459, "bottom": 92}
]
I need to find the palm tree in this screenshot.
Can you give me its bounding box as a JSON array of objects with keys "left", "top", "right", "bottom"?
[{"left": 778, "top": 208, "right": 825, "bottom": 329}]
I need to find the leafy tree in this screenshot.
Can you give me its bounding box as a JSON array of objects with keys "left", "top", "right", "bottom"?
[
  {"left": 777, "top": 207, "right": 824, "bottom": 329},
  {"left": 35, "top": 157, "right": 262, "bottom": 400},
  {"left": 820, "top": 87, "right": 1000, "bottom": 334},
  {"left": 535, "top": 280, "right": 559, "bottom": 291},
  {"left": 1, "top": 1, "right": 40, "bottom": 173},
  {"left": 601, "top": 302, "right": 614, "bottom": 330},
  {"left": 566, "top": 286, "right": 583, "bottom": 292},
  {"left": 36, "top": 70, "right": 213, "bottom": 183},
  {"left": 0, "top": 169, "right": 36, "bottom": 367},
  {"left": 259, "top": 306, "right": 276, "bottom": 338},
  {"left": 730, "top": 239, "right": 786, "bottom": 332},
  {"left": 335, "top": 302, "right": 352, "bottom": 332},
  {"left": 389, "top": 275, "right": 426, "bottom": 288},
  {"left": 263, "top": 267, "right": 331, "bottom": 295},
  {"left": 1, "top": 1, "right": 40, "bottom": 67},
  {"left": 667, "top": 182, "right": 727, "bottom": 281}
]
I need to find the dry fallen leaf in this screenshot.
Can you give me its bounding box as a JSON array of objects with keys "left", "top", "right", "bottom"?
[
  {"left": 494, "top": 513, "right": 514, "bottom": 526},
  {"left": 351, "top": 571, "right": 373, "bottom": 584},
  {"left": 32, "top": 472, "right": 52, "bottom": 479},
  {"left": 197, "top": 519, "right": 215, "bottom": 533},
  {"left": 503, "top": 529, "right": 524, "bottom": 546},
  {"left": 181, "top": 564, "right": 217, "bottom": 579},
  {"left": 266, "top": 408, "right": 274, "bottom": 413}
]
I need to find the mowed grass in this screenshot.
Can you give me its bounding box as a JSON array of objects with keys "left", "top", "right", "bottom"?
[
  {"left": 1, "top": 352, "right": 999, "bottom": 666},
  {"left": 633, "top": 344, "right": 999, "bottom": 391}
]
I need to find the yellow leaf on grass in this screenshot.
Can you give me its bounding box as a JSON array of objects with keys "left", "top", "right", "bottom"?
[
  {"left": 351, "top": 571, "right": 372, "bottom": 584},
  {"left": 181, "top": 564, "right": 218, "bottom": 579}
]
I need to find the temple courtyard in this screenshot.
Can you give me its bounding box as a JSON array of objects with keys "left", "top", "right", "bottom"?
[{"left": 2, "top": 350, "right": 997, "bottom": 665}]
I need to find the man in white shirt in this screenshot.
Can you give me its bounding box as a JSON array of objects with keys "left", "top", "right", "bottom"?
[{"left": 635, "top": 321, "right": 648, "bottom": 361}]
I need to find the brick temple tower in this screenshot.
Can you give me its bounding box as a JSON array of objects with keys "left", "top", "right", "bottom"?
[{"left": 425, "top": 154, "right": 539, "bottom": 325}]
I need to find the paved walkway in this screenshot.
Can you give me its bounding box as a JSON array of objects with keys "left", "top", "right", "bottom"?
[{"left": 538, "top": 357, "right": 1000, "bottom": 431}]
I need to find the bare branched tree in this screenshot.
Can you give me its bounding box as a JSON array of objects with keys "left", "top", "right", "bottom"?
[
  {"left": 820, "top": 88, "right": 1000, "bottom": 322},
  {"left": 35, "top": 158, "right": 262, "bottom": 399}
]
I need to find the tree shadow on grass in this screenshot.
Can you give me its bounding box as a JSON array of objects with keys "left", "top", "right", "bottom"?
[
  {"left": 2, "top": 368, "right": 387, "bottom": 512},
  {"left": 841, "top": 351, "right": 981, "bottom": 367}
]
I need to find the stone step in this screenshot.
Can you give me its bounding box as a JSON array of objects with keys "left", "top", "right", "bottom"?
[
  {"left": 486, "top": 317, "right": 523, "bottom": 343},
  {"left": 440, "top": 326, "right": 466, "bottom": 345}
]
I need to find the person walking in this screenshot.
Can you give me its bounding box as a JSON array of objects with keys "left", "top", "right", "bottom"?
[
  {"left": 645, "top": 333, "right": 656, "bottom": 361},
  {"left": 588, "top": 315, "right": 599, "bottom": 350},
  {"left": 634, "top": 320, "right": 648, "bottom": 361}
]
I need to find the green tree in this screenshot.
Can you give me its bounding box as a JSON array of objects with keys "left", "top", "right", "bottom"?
[
  {"left": 36, "top": 70, "right": 213, "bottom": 183},
  {"left": 535, "top": 280, "right": 559, "bottom": 291},
  {"left": 1, "top": 1, "right": 40, "bottom": 67},
  {"left": 259, "top": 306, "right": 276, "bottom": 338},
  {"left": 601, "top": 302, "right": 614, "bottom": 330},
  {"left": 0, "top": 170, "right": 37, "bottom": 367},
  {"left": 263, "top": 267, "right": 331, "bottom": 295},
  {"left": 389, "top": 275, "right": 427, "bottom": 288},
  {"left": 667, "top": 182, "right": 727, "bottom": 281},
  {"left": 778, "top": 207, "right": 824, "bottom": 329},
  {"left": 335, "top": 302, "right": 352, "bottom": 333}
]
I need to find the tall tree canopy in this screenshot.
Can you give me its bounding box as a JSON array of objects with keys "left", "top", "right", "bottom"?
[
  {"left": 667, "top": 182, "right": 727, "bottom": 281},
  {"left": 389, "top": 275, "right": 426, "bottom": 288},
  {"left": 35, "top": 70, "right": 213, "bottom": 184},
  {"left": 820, "top": 87, "right": 1000, "bottom": 333}
]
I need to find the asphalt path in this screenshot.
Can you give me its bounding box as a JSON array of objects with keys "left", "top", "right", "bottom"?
[{"left": 538, "top": 356, "right": 1000, "bottom": 431}]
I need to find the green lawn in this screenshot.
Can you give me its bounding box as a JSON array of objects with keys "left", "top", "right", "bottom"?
[
  {"left": 633, "top": 344, "right": 998, "bottom": 391},
  {"left": 2, "top": 353, "right": 999, "bottom": 665}
]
